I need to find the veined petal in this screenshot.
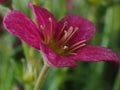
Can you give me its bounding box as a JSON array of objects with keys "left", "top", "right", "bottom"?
[
  {"left": 40, "top": 43, "right": 77, "bottom": 68},
  {"left": 4, "top": 10, "right": 41, "bottom": 49},
  {"left": 73, "top": 46, "right": 120, "bottom": 63},
  {"left": 28, "top": 3, "right": 57, "bottom": 36},
  {"left": 57, "top": 15, "right": 96, "bottom": 45}
]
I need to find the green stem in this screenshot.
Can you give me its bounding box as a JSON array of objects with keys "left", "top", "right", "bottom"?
[
  {"left": 33, "top": 0, "right": 40, "bottom": 6},
  {"left": 34, "top": 64, "right": 50, "bottom": 90},
  {"left": 113, "top": 68, "right": 120, "bottom": 90},
  {"left": 22, "top": 41, "right": 30, "bottom": 60},
  {"left": 25, "top": 84, "right": 32, "bottom": 90}
]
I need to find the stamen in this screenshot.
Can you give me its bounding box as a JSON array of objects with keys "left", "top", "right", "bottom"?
[
  {"left": 48, "top": 17, "right": 53, "bottom": 44},
  {"left": 57, "top": 30, "right": 68, "bottom": 44},
  {"left": 64, "top": 21, "right": 68, "bottom": 25},
  {"left": 66, "top": 26, "right": 74, "bottom": 36},
  {"left": 40, "top": 25, "right": 45, "bottom": 30},
  {"left": 69, "top": 43, "right": 86, "bottom": 52},
  {"left": 64, "top": 27, "right": 79, "bottom": 44},
  {"left": 40, "top": 25, "right": 47, "bottom": 42},
  {"left": 70, "top": 40, "right": 86, "bottom": 49},
  {"left": 63, "top": 31, "right": 68, "bottom": 39},
  {"left": 55, "top": 27, "right": 79, "bottom": 47},
  {"left": 48, "top": 17, "right": 52, "bottom": 22},
  {"left": 56, "top": 26, "right": 73, "bottom": 46},
  {"left": 57, "top": 21, "right": 68, "bottom": 39}
]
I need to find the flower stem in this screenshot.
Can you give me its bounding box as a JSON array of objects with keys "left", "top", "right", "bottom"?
[
  {"left": 113, "top": 68, "right": 120, "bottom": 90},
  {"left": 33, "top": 0, "right": 40, "bottom": 6},
  {"left": 34, "top": 64, "right": 49, "bottom": 90}
]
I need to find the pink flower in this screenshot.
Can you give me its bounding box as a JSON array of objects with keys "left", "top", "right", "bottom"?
[{"left": 3, "top": 3, "right": 120, "bottom": 67}]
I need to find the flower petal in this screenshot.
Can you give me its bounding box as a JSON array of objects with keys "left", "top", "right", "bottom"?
[
  {"left": 4, "top": 10, "right": 41, "bottom": 49},
  {"left": 73, "top": 46, "right": 120, "bottom": 63},
  {"left": 28, "top": 3, "right": 57, "bottom": 36},
  {"left": 40, "top": 43, "right": 77, "bottom": 68},
  {"left": 56, "top": 15, "right": 96, "bottom": 45}
]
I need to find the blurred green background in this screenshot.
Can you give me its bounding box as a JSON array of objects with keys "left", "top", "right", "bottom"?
[{"left": 0, "top": 0, "right": 120, "bottom": 90}]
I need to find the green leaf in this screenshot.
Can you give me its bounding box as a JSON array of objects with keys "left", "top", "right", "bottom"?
[
  {"left": 12, "top": 0, "right": 32, "bottom": 16},
  {"left": 0, "top": 5, "right": 10, "bottom": 16},
  {"left": 102, "top": 5, "right": 120, "bottom": 50},
  {"left": 43, "top": 0, "right": 66, "bottom": 19}
]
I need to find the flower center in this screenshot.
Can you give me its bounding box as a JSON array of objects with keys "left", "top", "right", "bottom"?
[
  {"left": 54, "top": 21, "right": 87, "bottom": 55},
  {"left": 40, "top": 18, "right": 86, "bottom": 55}
]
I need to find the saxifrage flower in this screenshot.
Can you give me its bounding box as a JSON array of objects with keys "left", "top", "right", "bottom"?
[{"left": 3, "top": 3, "right": 120, "bottom": 67}]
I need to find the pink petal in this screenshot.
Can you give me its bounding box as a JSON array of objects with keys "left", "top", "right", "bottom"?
[
  {"left": 40, "top": 43, "right": 77, "bottom": 68},
  {"left": 4, "top": 10, "right": 41, "bottom": 49},
  {"left": 28, "top": 3, "right": 57, "bottom": 36},
  {"left": 56, "top": 15, "right": 96, "bottom": 45},
  {"left": 73, "top": 46, "right": 120, "bottom": 63}
]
